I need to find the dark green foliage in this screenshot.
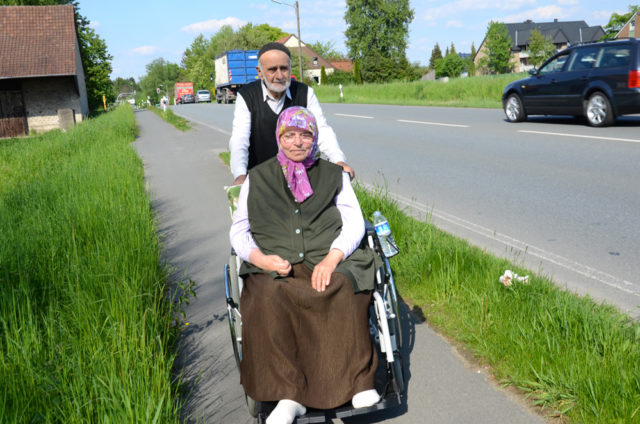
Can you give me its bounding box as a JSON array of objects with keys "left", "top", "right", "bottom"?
[
  {"left": 320, "top": 66, "right": 328, "bottom": 85},
  {"left": 344, "top": 0, "right": 414, "bottom": 82},
  {"left": 325, "top": 70, "right": 355, "bottom": 85},
  {"left": 435, "top": 53, "right": 465, "bottom": 78},
  {"left": 429, "top": 43, "right": 443, "bottom": 69},
  {"left": 353, "top": 59, "right": 363, "bottom": 84}
]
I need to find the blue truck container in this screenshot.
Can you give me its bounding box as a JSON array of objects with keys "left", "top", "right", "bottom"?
[{"left": 214, "top": 49, "right": 260, "bottom": 104}]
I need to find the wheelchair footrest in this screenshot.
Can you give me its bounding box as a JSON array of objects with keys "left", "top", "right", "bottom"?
[{"left": 256, "top": 392, "right": 402, "bottom": 423}]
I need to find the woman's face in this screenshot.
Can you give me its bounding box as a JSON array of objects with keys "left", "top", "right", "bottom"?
[{"left": 279, "top": 127, "right": 314, "bottom": 162}]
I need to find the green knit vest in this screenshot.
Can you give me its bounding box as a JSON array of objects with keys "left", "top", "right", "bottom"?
[{"left": 241, "top": 157, "right": 375, "bottom": 292}]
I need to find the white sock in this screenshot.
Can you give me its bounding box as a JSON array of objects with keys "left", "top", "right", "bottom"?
[
  {"left": 352, "top": 389, "right": 380, "bottom": 408},
  {"left": 266, "top": 399, "right": 306, "bottom": 424}
]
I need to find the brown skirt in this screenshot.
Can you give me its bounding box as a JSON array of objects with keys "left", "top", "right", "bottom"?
[{"left": 240, "top": 263, "right": 377, "bottom": 410}]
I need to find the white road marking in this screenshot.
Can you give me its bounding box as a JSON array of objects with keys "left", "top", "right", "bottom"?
[
  {"left": 335, "top": 113, "right": 374, "bottom": 119},
  {"left": 398, "top": 119, "right": 469, "bottom": 128},
  {"left": 360, "top": 182, "right": 639, "bottom": 298},
  {"left": 519, "top": 130, "right": 640, "bottom": 144},
  {"left": 171, "top": 110, "right": 232, "bottom": 136}
]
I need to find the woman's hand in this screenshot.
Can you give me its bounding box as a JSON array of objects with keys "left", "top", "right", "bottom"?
[
  {"left": 311, "top": 249, "right": 345, "bottom": 292},
  {"left": 249, "top": 249, "right": 291, "bottom": 276}
]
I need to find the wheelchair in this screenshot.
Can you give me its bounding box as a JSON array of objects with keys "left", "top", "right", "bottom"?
[{"left": 224, "top": 220, "right": 405, "bottom": 423}]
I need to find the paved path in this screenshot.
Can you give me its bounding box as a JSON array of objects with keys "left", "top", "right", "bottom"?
[{"left": 133, "top": 109, "right": 546, "bottom": 424}]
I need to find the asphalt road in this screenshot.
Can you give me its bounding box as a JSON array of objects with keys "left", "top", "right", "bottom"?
[
  {"left": 133, "top": 108, "right": 546, "bottom": 423},
  {"left": 173, "top": 102, "right": 640, "bottom": 318}
]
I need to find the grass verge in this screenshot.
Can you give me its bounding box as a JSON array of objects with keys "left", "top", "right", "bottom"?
[
  {"left": 149, "top": 105, "right": 191, "bottom": 131},
  {"left": 0, "top": 106, "right": 182, "bottom": 423},
  {"left": 355, "top": 186, "right": 640, "bottom": 423},
  {"left": 314, "top": 73, "right": 526, "bottom": 108}
]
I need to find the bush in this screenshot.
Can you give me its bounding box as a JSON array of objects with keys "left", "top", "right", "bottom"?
[{"left": 326, "top": 70, "right": 355, "bottom": 85}]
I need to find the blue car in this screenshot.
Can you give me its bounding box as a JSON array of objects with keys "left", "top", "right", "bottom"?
[{"left": 503, "top": 38, "right": 640, "bottom": 127}]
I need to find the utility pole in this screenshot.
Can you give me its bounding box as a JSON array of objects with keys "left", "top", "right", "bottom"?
[{"left": 271, "top": 0, "right": 304, "bottom": 80}]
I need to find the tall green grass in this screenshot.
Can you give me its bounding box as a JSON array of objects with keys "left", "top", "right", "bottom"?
[
  {"left": 0, "top": 107, "right": 181, "bottom": 423},
  {"left": 149, "top": 106, "right": 191, "bottom": 131},
  {"left": 314, "top": 73, "right": 526, "bottom": 107},
  {"left": 356, "top": 187, "right": 640, "bottom": 423}
]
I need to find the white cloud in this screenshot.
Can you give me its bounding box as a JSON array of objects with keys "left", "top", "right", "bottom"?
[
  {"left": 129, "top": 46, "right": 161, "bottom": 56},
  {"left": 502, "top": 5, "right": 566, "bottom": 23},
  {"left": 446, "top": 20, "right": 464, "bottom": 28},
  {"left": 181, "top": 17, "right": 246, "bottom": 33},
  {"left": 558, "top": 0, "right": 578, "bottom": 5},
  {"left": 89, "top": 20, "right": 100, "bottom": 29}
]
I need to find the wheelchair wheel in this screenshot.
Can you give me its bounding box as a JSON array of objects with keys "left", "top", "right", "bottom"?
[
  {"left": 229, "top": 254, "right": 241, "bottom": 306},
  {"left": 391, "top": 351, "right": 405, "bottom": 394},
  {"left": 246, "top": 394, "right": 260, "bottom": 418},
  {"left": 225, "top": 255, "right": 242, "bottom": 371}
]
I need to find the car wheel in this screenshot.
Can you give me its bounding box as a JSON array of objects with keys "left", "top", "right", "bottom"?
[
  {"left": 504, "top": 93, "right": 526, "bottom": 122},
  {"left": 585, "top": 92, "right": 614, "bottom": 127}
]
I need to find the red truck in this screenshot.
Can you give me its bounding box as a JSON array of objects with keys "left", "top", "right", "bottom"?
[{"left": 174, "top": 82, "right": 194, "bottom": 104}]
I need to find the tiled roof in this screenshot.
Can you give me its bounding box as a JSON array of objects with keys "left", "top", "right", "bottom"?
[
  {"left": 0, "top": 5, "right": 78, "bottom": 79},
  {"left": 330, "top": 60, "right": 354, "bottom": 72},
  {"left": 275, "top": 34, "right": 335, "bottom": 70}
]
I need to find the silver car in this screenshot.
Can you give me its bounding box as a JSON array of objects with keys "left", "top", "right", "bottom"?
[{"left": 195, "top": 89, "right": 211, "bottom": 103}]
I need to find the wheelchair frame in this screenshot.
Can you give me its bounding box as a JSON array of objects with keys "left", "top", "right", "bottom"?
[{"left": 224, "top": 221, "right": 404, "bottom": 423}]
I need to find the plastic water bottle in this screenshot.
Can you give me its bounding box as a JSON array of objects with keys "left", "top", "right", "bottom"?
[{"left": 373, "top": 211, "right": 399, "bottom": 258}]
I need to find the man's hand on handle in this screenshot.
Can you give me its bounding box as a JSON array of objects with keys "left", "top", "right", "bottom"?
[
  {"left": 232, "top": 174, "right": 247, "bottom": 186},
  {"left": 337, "top": 162, "right": 355, "bottom": 180}
]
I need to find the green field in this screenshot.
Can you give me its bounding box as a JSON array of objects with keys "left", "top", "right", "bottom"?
[
  {"left": 314, "top": 73, "right": 526, "bottom": 108},
  {"left": 0, "top": 106, "right": 182, "bottom": 423}
]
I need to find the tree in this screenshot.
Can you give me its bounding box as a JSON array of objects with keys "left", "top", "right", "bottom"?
[
  {"left": 428, "top": 43, "right": 443, "bottom": 69},
  {"left": 527, "top": 29, "right": 556, "bottom": 68},
  {"left": 112, "top": 77, "right": 137, "bottom": 95},
  {"left": 478, "top": 21, "right": 512, "bottom": 74},
  {"left": 182, "top": 34, "right": 214, "bottom": 90},
  {"left": 320, "top": 66, "right": 328, "bottom": 85},
  {"left": 4, "top": 0, "right": 114, "bottom": 110},
  {"left": 234, "top": 23, "right": 287, "bottom": 50},
  {"left": 309, "top": 41, "right": 344, "bottom": 61},
  {"left": 344, "top": 0, "right": 414, "bottom": 81},
  {"left": 353, "top": 59, "right": 362, "bottom": 84},
  {"left": 449, "top": 42, "right": 456, "bottom": 55},
  {"left": 138, "top": 58, "right": 181, "bottom": 104},
  {"left": 602, "top": 5, "right": 640, "bottom": 39},
  {"left": 79, "top": 25, "right": 114, "bottom": 110},
  {"left": 468, "top": 42, "right": 477, "bottom": 76},
  {"left": 434, "top": 53, "right": 464, "bottom": 78}
]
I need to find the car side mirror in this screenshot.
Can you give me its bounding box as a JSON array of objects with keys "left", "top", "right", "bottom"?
[{"left": 528, "top": 68, "right": 537, "bottom": 76}]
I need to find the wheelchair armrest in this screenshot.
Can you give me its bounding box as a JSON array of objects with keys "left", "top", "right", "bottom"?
[{"left": 364, "top": 219, "right": 376, "bottom": 237}]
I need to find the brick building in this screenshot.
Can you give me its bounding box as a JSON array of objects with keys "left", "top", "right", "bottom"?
[
  {"left": 616, "top": 11, "right": 640, "bottom": 39},
  {"left": 0, "top": 5, "right": 89, "bottom": 138}
]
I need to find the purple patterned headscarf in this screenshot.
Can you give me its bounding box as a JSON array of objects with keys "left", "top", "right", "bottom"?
[{"left": 276, "top": 106, "right": 319, "bottom": 203}]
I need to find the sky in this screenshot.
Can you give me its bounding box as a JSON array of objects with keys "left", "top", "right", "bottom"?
[{"left": 77, "top": 0, "right": 632, "bottom": 81}]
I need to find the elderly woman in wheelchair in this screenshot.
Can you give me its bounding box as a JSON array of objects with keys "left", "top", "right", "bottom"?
[{"left": 229, "top": 106, "right": 401, "bottom": 424}]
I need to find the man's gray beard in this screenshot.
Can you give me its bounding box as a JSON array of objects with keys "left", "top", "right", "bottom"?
[{"left": 264, "top": 78, "right": 291, "bottom": 94}]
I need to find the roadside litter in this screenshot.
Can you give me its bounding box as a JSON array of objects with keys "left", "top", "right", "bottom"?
[{"left": 499, "top": 270, "right": 529, "bottom": 287}]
